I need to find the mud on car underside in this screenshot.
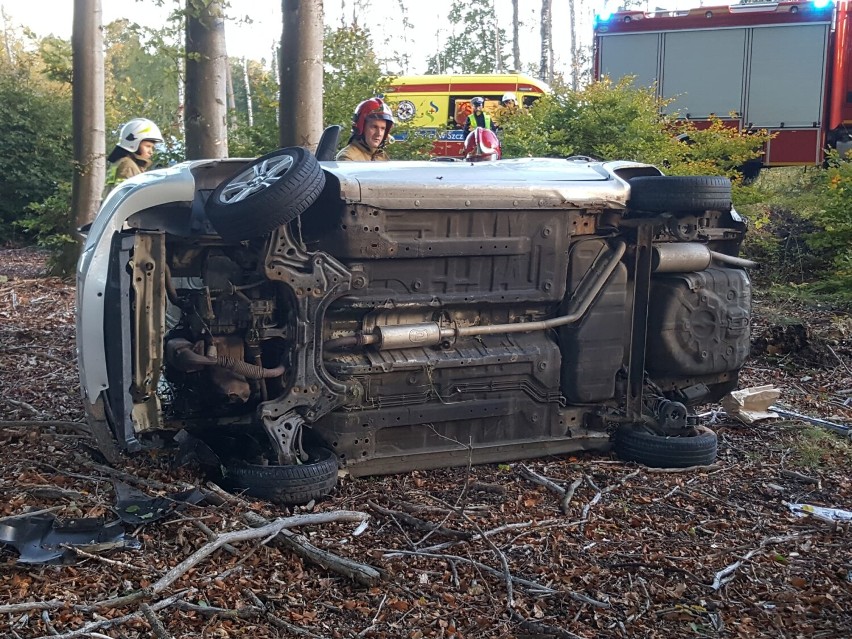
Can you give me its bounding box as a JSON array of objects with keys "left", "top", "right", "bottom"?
[{"left": 77, "top": 149, "right": 750, "bottom": 504}]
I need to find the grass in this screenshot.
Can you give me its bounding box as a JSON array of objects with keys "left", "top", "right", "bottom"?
[{"left": 786, "top": 425, "right": 852, "bottom": 469}]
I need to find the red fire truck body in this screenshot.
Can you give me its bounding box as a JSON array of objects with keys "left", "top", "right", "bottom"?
[{"left": 593, "top": 1, "right": 852, "bottom": 167}]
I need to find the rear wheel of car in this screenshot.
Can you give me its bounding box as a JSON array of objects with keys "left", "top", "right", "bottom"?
[
  {"left": 614, "top": 424, "right": 717, "bottom": 468},
  {"left": 220, "top": 447, "right": 338, "bottom": 505},
  {"left": 628, "top": 176, "right": 732, "bottom": 213},
  {"left": 205, "top": 146, "right": 326, "bottom": 241}
]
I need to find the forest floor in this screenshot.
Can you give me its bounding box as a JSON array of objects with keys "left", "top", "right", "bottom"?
[{"left": 0, "top": 246, "right": 851, "bottom": 639}]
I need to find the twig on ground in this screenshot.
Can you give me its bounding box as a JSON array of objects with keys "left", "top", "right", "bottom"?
[
  {"left": 31, "top": 590, "right": 192, "bottom": 639},
  {"left": 426, "top": 495, "right": 515, "bottom": 607},
  {"left": 780, "top": 468, "right": 821, "bottom": 486},
  {"left": 367, "top": 500, "right": 470, "bottom": 539},
  {"left": 140, "top": 603, "right": 172, "bottom": 639},
  {"left": 518, "top": 464, "right": 573, "bottom": 514},
  {"left": 379, "top": 548, "right": 556, "bottom": 595},
  {"left": 644, "top": 463, "right": 723, "bottom": 474},
  {"left": 40, "top": 610, "right": 59, "bottom": 636},
  {"left": 188, "top": 517, "right": 239, "bottom": 556},
  {"left": 562, "top": 477, "right": 584, "bottom": 512},
  {"left": 389, "top": 499, "right": 453, "bottom": 516},
  {"left": 0, "top": 397, "right": 41, "bottom": 415},
  {"left": 356, "top": 593, "right": 388, "bottom": 638},
  {"left": 266, "top": 612, "right": 330, "bottom": 637},
  {"left": 711, "top": 533, "right": 802, "bottom": 590},
  {"left": 580, "top": 476, "right": 602, "bottom": 535},
  {"left": 601, "top": 468, "right": 642, "bottom": 493},
  {"left": 827, "top": 343, "right": 852, "bottom": 375},
  {"left": 175, "top": 601, "right": 264, "bottom": 619},
  {"left": 509, "top": 609, "right": 585, "bottom": 639},
  {"left": 0, "top": 420, "right": 90, "bottom": 434},
  {"left": 59, "top": 544, "right": 142, "bottom": 570}
]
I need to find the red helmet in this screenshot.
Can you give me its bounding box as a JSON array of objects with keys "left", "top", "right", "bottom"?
[
  {"left": 464, "top": 127, "right": 501, "bottom": 162},
  {"left": 352, "top": 98, "right": 394, "bottom": 144}
]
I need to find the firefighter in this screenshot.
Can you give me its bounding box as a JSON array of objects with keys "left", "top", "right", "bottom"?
[
  {"left": 501, "top": 92, "right": 517, "bottom": 109},
  {"left": 104, "top": 118, "right": 163, "bottom": 195},
  {"left": 336, "top": 97, "right": 395, "bottom": 161},
  {"left": 462, "top": 97, "right": 497, "bottom": 139},
  {"left": 464, "top": 127, "right": 501, "bottom": 162}
]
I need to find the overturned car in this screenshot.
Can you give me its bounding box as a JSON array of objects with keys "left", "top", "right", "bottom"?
[{"left": 77, "top": 148, "right": 750, "bottom": 503}]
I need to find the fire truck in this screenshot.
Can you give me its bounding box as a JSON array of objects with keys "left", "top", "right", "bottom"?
[{"left": 593, "top": 0, "right": 852, "bottom": 168}]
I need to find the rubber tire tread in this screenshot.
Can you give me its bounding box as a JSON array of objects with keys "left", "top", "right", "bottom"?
[
  {"left": 206, "top": 146, "right": 326, "bottom": 242},
  {"left": 221, "top": 448, "right": 338, "bottom": 505},
  {"left": 614, "top": 425, "right": 717, "bottom": 468},
  {"left": 628, "top": 176, "right": 732, "bottom": 213}
]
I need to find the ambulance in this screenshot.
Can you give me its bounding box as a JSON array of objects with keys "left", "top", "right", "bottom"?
[{"left": 383, "top": 73, "right": 551, "bottom": 157}]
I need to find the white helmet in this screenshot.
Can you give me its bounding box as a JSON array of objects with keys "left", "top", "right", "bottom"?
[
  {"left": 116, "top": 118, "right": 163, "bottom": 153},
  {"left": 501, "top": 92, "right": 517, "bottom": 105}
]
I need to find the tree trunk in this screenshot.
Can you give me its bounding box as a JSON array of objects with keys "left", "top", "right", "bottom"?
[
  {"left": 279, "top": 0, "right": 323, "bottom": 151},
  {"left": 226, "top": 57, "right": 237, "bottom": 130},
  {"left": 71, "top": 0, "right": 105, "bottom": 235},
  {"left": 185, "top": 0, "right": 228, "bottom": 159},
  {"left": 569, "top": 0, "right": 578, "bottom": 90},
  {"left": 493, "top": 0, "right": 502, "bottom": 73},
  {"left": 2, "top": 7, "right": 14, "bottom": 65},
  {"left": 539, "top": 0, "right": 552, "bottom": 84},
  {"left": 512, "top": 0, "right": 520, "bottom": 72},
  {"left": 243, "top": 57, "right": 254, "bottom": 128}
]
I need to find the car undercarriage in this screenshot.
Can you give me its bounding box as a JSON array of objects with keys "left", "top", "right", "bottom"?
[{"left": 77, "top": 151, "right": 751, "bottom": 503}]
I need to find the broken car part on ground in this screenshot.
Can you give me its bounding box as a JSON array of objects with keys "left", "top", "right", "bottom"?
[{"left": 76, "top": 144, "right": 751, "bottom": 503}]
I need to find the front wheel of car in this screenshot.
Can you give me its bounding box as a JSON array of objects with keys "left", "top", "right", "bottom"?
[
  {"left": 219, "top": 447, "right": 339, "bottom": 505},
  {"left": 205, "top": 146, "right": 326, "bottom": 242},
  {"left": 613, "top": 424, "right": 717, "bottom": 468},
  {"left": 628, "top": 175, "right": 732, "bottom": 213}
]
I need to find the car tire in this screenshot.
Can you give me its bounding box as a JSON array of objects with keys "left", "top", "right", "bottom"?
[
  {"left": 614, "top": 424, "right": 717, "bottom": 468},
  {"left": 205, "top": 146, "right": 326, "bottom": 241},
  {"left": 220, "top": 447, "right": 339, "bottom": 505},
  {"left": 628, "top": 175, "right": 732, "bottom": 213}
]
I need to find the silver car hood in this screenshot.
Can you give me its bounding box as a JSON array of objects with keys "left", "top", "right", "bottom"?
[{"left": 323, "top": 158, "right": 643, "bottom": 209}]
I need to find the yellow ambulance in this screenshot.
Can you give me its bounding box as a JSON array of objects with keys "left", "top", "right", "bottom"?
[{"left": 383, "top": 73, "right": 550, "bottom": 157}]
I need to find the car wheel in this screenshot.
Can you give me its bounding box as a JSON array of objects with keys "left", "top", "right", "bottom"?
[
  {"left": 614, "top": 424, "right": 717, "bottom": 468},
  {"left": 219, "top": 447, "right": 339, "bottom": 505},
  {"left": 628, "top": 175, "right": 732, "bottom": 213},
  {"left": 205, "top": 146, "right": 326, "bottom": 241}
]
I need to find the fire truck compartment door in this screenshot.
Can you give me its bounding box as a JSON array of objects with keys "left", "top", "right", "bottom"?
[
  {"left": 598, "top": 33, "right": 659, "bottom": 89},
  {"left": 661, "top": 29, "right": 746, "bottom": 119},
  {"left": 746, "top": 23, "right": 829, "bottom": 128}
]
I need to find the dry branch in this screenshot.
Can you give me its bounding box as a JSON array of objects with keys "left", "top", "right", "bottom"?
[
  {"left": 140, "top": 603, "right": 172, "bottom": 639},
  {"left": 151, "top": 511, "right": 370, "bottom": 594},
  {"left": 0, "top": 599, "right": 67, "bottom": 615},
  {"left": 243, "top": 510, "right": 381, "bottom": 586},
  {"left": 368, "top": 500, "right": 471, "bottom": 539},
  {"left": 710, "top": 533, "right": 802, "bottom": 590}
]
